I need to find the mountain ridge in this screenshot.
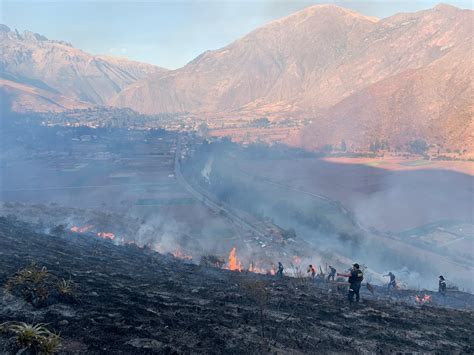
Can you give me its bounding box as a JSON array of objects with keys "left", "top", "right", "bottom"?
[
  {"left": 1, "top": 4, "right": 472, "bottom": 153},
  {"left": 0, "top": 25, "right": 166, "bottom": 109},
  {"left": 110, "top": 3, "right": 472, "bottom": 153}
]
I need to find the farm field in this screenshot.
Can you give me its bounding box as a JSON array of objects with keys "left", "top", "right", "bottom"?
[{"left": 235, "top": 157, "right": 473, "bottom": 234}]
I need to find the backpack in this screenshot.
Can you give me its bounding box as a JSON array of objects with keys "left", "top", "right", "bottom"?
[{"left": 356, "top": 270, "right": 364, "bottom": 282}]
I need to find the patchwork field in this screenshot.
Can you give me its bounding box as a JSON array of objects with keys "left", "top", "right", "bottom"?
[{"left": 235, "top": 157, "right": 473, "bottom": 234}]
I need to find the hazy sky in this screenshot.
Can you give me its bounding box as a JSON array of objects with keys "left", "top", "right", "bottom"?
[{"left": 1, "top": 0, "right": 471, "bottom": 69}]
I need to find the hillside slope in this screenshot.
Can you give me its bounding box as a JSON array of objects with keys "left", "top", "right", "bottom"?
[
  {"left": 111, "top": 4, "right": 379, "bottom": 114},
  {"left": 111, "top": 4, "right": 473, "bottom": 152},
  {"left": 0, "top": 24, "right": 164, "bottom": 108},
  {"left": 299, "top": 45, "right": 473, "bottom": 152},
  {"left": 0, "top": 217, "right": 472, "bottom": 353},
  {"left": 0, "top": 78, "right": 93, "bottom": 113}
]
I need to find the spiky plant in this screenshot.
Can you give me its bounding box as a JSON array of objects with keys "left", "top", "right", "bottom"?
[
  {"left": 5, "top": 263, "right": 49, "bottom": 290},
  {"left": 7, "top": 322, "right": 51, "bottom": 347},
  {"left": 57, "top": 278, "right": 75, "bottom": 296},
  {"left": 38, "top": 332, "right": 62, "bottom": 354},
  {"left": 4, "top": 322, "right": 61, "bottom": 354}
]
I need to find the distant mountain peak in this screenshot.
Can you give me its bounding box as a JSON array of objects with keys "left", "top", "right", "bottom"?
[
  {"left": 434, "top": 3, "right": 461, "bottom": 11},
  {"left": 275, "top": 3, "right": 379, "bottom": 24},
  {"left": 1, "top": 25, "right": 165, "bottom": 109},
  {"left": 22, "top": 30, "right": 48, "bottom": 42}
]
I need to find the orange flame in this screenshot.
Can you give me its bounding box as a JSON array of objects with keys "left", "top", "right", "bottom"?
[
  {"left": 228, "top": 247, "right": 243, "bottom": 272},
  {"left": 71, "top": 225, "right": 93, "bottom": 233},
  {"left": 415, "top": 294, "right": 431, "bottom": 304},
  {"left": 172, "top": 248, "right": 193, "bottom": 260},
  {"left": 97, "top": 232, "right": 115, "bottom": 240},
  {"left": 292, "top": 256, "right": 302, "bottom": 265},
  {"left": 248, "top": 262, "right": 267, "bottom": 274}
]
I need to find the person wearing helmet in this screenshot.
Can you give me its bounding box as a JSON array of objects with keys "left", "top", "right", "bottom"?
[{"left": 338, "top": 263, "right": 364, "bottom": 302}]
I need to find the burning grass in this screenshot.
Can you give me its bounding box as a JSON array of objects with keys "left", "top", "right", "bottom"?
[
  {"left": 415, "top": 294, "right": 432, "bottom": 305},
  {"left": 227, "top": 247, "right": 243, "bottom": 272},
  {"left": 70, "top": 225, "right": 116, "bottom": 241}
]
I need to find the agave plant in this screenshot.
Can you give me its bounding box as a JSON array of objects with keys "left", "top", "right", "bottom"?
[
  {"left": 7, "top": 322, "right": 51, "bottom": 347},
  {"left": 5, "top": 263, "right": 49, "bottom": 290},
  {"left": 57, "top": 278, "right": 75, "bottom": 296},
  {"left": 38, "top": 332, "right": 62, "bottom": 354},
  {"left": 4, "top": 322, "right": 61, "bottom": 354}
]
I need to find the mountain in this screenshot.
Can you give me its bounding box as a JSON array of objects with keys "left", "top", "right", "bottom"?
[
  {"left": 1, "top": 5, "right": 471, "bottom": 153},
  {"left": 0, "top": 78, "right": 93, "bottom": 113},
  {"left": 0, "top": 24, "right": 165, "bottom": 109},
  {"left": 111, "top": 4, "right": 379, "bottom": 114},
  {"left": 298, "top": 45, "right": 473, "bottom": 152},
  {"left": 111, "top": 4, "right": 473, "bottom": 153},
  {"left": 297, "top": 4, "right": 473, "bottom": 152}
]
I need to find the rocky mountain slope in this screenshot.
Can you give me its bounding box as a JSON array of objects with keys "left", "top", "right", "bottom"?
[
  {"left": 0, "top": 78, "right": 93, "bottom": 113},
  {"left": 111, "top": 4, "right": 473, "bottom": 152},
  {"left": 0, "top": 24, "right": 165, "bottom": 109},
  {"left": 0, "top": 217, "right": 473, "bottom": 353},
  {"left": 1, "top": 5, "right": 472, "bottom": 152}
]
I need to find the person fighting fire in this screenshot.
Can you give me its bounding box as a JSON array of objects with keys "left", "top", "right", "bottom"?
[
  {"left": 338, "top": 263, "right": 364, "bottom": 303},
  {"left": 439, "top": 275, "right": 447, "bottom": 296},
  {"left": 327, "top": 265, "right": 337, "bottom": 281},
  {"left": 276, "top": 262, "right": 284, "bottom": 277},
  {"left": 384, "top": 272, "right": 397, "bottom": 290}
]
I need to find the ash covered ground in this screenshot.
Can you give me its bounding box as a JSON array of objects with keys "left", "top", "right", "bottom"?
[{"left": 1, "top": 217, "right": 473, "bottom": 354}]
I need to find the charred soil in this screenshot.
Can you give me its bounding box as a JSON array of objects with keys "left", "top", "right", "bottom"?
[{"left": 0, "top": 217, "right": 472, "bottom": 354}]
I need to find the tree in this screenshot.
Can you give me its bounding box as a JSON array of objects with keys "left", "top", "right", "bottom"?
[
  {"left": 340, "top": 140, "right": 347, "bottom": 152},
  {"left": 198, "top": 122, "right": 209, "bottom": 138},
  {"left": 321, "top": 144, "right": 333, "bottom": 154},
  {"left": 252, "top": 117, "right": 270, "bottom": 128},
  {"left": 369, "top": 139, "right": 389, "bottom": 152},
  {"left": 282, "top": 228, "right": 296, "bottom": 240},
  {"left": 409, "top": 139, "right": 428, "bottom": 155}
]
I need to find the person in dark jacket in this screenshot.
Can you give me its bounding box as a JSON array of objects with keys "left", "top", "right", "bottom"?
[
  {"left": 276, "top": 262, "right": 284, "bottom": 277},
  {"left": 327, "top": 265, "right": 337, "bottom": 281},
  {"left": 384, "top": 272, "right": 397, "bottom": 290},
  {"left": 439, "top": 275, "right": 447, "bottom": 295},
  {"left": 338, "top": 263, "right": 364, "bottom": 302}
]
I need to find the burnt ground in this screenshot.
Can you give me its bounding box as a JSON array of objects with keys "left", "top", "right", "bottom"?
[{"left": 0, "top": 216, "right": 473, "bottom": 354}]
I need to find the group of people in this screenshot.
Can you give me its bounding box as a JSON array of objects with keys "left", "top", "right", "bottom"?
[
  {"left": 383, "top": 272, "right": 448, "bottom": 296},
  {"left": 306, "top": 264, "right": 337, "bottom": 281},
  {"left": 276, "top": 262, "right": 336, "bottom": 281},
  {"left": 276, "top": 261, "right": 363, "bottom": 302},
  {"left": 276, "top": 261, "right": 449, "bottom": 302}
]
